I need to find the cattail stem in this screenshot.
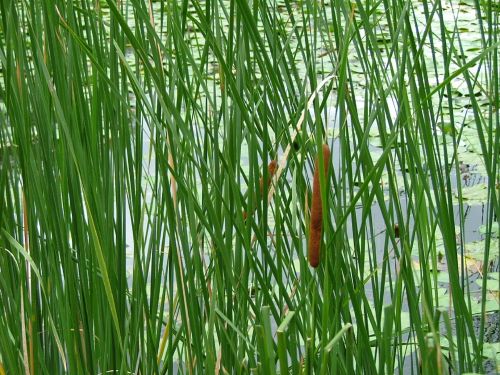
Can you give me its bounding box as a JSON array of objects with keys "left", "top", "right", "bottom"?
[{"left": 309, "top": 144, "right": 330, "bottom": 268}]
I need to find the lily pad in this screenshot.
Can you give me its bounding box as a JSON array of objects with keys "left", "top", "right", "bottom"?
[
  {"left": 479, "top": 222, "right": 499, "bottom": 238},
  {"left": 465, "top": 238, "right": 499, "bottom": 262},
  {"left": 470, "top": 298, "right": 499, "bottom": 314},
  {"left": 455, "top": 183, "right": 489, "bottom": 205},
  {"left": 481, "top": 342, "right": 500, "bottom": 365},
  {"left": 475, "top": 273, "right": 500, "bottom": 294}
]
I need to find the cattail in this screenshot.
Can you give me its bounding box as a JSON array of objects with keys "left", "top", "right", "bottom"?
[
  {"left": 243, "top": 159, "right": 278, "bottom": 220},
  {"left": 309, "top": 144, "right": 330, "bottom": 268},
  {"left": 259, "top": 159, "right": 278, "bottom": 195}
]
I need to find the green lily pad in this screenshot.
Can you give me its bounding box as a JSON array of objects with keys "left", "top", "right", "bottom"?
[
  {"left": 475, "top": 273, "right": 500, "bottom": 293},
  {"left": 455, "top": 183, "right": 489, "bottom": 204},
  {"left": 470, "top": 298, "right": 499, "bottom": 314},
  {"left": 481, "top": 342, "right": 500, "bottom": 363},
  {"left": 465, "top": 238, "right": 499, "bottom": 261},
  {"left": 487, "top": 272, "right": 500, "bottom": 280},
  {"left": 479, "top": 222, "right": 499, "bottom": 238},
  {"left": 436, "top": 286, "right": 451, "bottom": 308},
  {"left": 436, "top": 271, "right": 450, "bottom": 284}
]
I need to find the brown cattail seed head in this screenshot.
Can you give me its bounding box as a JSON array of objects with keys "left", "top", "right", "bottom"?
[{"left": 308, "top": 144, "right": 330, "bottom": 268}]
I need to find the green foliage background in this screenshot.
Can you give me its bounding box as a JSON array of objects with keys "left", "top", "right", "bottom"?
[{"left": 0, "top": 0, "right": 498, "bottom": 373}]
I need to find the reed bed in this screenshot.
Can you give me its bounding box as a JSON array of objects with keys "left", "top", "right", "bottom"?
[{"left": 0, "top": 0, "right": 498, "bottom": 373}]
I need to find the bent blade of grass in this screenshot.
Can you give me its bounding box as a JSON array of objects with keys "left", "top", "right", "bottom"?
[{"left": 2, "top": 230, "right": 67, "bottom": 371}]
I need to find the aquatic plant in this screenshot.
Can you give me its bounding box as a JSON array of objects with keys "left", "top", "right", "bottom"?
[
  {"left": 0, "top": 0, "right": 498, "bottom": 373},
  {"left": 309, "top": 144, "right": 330, "bottom": 268}
]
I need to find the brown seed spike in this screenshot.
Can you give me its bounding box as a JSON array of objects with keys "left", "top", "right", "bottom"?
[
  {"left": 309, "top": 144, "right": 330, "bottom": 268},
  {"left": 244, "top": 159, "right": 278, "bottom": 221},
  {"left": 394, "top": 223, "right": 400, "bottom": 238},
  {"left": 259, "top": 159, "right": 278, "bottom": 195}
]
